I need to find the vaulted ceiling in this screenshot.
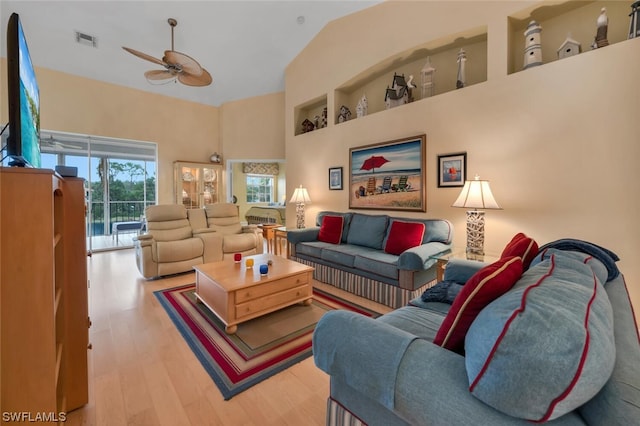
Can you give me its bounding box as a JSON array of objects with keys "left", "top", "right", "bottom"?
[{"left": 1, "top": 1, "right": 380, "bottom": 107}]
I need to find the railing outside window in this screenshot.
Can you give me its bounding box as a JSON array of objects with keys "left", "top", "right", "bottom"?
[{"left": 89, "top": 200, "right": 155, "bottom": 236}]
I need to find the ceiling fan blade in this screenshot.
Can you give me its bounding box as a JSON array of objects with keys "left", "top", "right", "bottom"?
[
  {"left": 178, "top": 69, "right": 213, "bottom": 87},
  {"left": 144, "top": 69, "right": 175, "bottom": 81},
  {"left": 122, "top": 47, "right": 166, "bottom": 67},
  {"left": 164, "top": 50, "right": 203, "bottom": 76}
]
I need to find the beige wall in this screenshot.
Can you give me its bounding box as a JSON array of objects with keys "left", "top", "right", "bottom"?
[
  {"left": 1, "top": 61, "right": 219, "bottom": 204},
  {"left": 220, "top": 92, "right": 285, "bottom": 160},
  {"left": 285, "top": 1, "right": 640, "bottom": 317}
]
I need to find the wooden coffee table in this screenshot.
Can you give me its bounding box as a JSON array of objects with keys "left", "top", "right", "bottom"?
[{"left": 193, "top": 253, "right": 314, "bottom": 334}]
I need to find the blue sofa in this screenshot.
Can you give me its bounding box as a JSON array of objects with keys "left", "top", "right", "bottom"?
[
  {"left": 287, "top": 211, "right": 453, "bottom": 308},
  {"left": 313, "top": 242, "right": 640, "bottom": 425}
]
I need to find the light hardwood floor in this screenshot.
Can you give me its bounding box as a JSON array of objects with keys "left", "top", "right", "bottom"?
[{"left": 65, "top": 249, "right": 391, "bottom": 425}]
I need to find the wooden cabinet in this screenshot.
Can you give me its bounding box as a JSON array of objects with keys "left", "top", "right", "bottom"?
[
  {"left": 174, "top": 161, "right": 222, "bottom": 208},
  {"left": 1, "top": 168, "right": 89, "bottom": 417}
]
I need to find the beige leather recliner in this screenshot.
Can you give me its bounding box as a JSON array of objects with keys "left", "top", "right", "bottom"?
[
  {"left": 134, "top": 204, "right": 217, "bottom": 279},
  {"left": 204, "top": 203, "right": 264, "bottom": 261},
  {"left": 133, "top": 203, "right": 263, "bottom": 279}
]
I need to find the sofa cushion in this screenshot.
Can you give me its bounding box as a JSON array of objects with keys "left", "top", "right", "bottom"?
[
  {"left": 533, "top": 248, "right": 610, "bottom": 285},
  {"left": 422, "top": 219, "right": 454, "bottom": 244},
  {"left": 346, "top": 213, "right": 389, "bottom": 249},
  {"left": 433, "top": 257, "right": 523, "bottom": 354},
  {"left": 501, "top": 232, "right": 538, "bottom": 269},
  {"left": 320, "top": 244, "right": 375, "bottom": 268},
  {"left": 353, "top": 251, "right": 399, "bottom": 280},
  {"left": 148, "top": 221, "right": 193, "bottom": 242},
  {"left": 536, "top": 238, "right": 620, "bottom": 281},
  {"left": 155, "top": 237, "right": 203, "bottom": 262},
  {"left": 377, "top": 306, "right": 444, "bottom": 341},
  {"left": 465, "top": 253, "right": 615, "bottom": 422},
  {"left": 316, "top": 211, "right": 353, "bottom": 243},
  {"left": 384, "top": 220, "right": 425, "bottom": 255},
  {"left": 318, "top": 215, "right": 344, "bottom": 244},
  {"left": 296, "top": 241, "right": 327, "bottom": 259}
]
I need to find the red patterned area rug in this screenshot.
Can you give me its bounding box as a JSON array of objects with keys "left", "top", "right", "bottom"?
[{"left": 154, "top": 284, "right": 379, "bottom": 400}]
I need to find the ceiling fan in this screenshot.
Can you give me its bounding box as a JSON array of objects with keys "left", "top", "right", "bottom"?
[{"left": 122, "top": 18, "right": 212, "bottom": 87}]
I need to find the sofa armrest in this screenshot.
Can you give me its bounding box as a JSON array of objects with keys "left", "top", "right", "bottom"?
[
  {"left": 313, "top": 310, "right": 417, "bottom": 409},
  {"left": 397, "top": 242, "right": 451, "bottom": 270},
  {"left": 133, "top": 233, "right": 154, "bottom": 247},
  {"left": 443, "top": 258, "right": 487, "bottom": 283},
  {"left": 287, "top": 227, "right": 320, "bottom": 244},
  {"left": 242, "top": 224, "right": 259, "bottom": 233},
  {"left": 395, "top": 340, "right": 539, "bottom": 425},
  {"left": 314, "top": 310, "right": 533, "bottom": 426}
]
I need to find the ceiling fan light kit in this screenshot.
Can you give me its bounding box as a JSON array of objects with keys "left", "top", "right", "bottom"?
[{"left": 122, "top": 18, "right": 212, "bottom": 87}]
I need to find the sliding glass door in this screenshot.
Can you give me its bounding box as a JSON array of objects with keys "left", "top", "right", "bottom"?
[{"left": 40, "top": 131, "right": 157, "bottom": 252}]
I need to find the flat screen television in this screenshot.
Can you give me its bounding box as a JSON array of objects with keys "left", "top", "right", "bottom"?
[{"left": 5, "top": 12, "right": 41, "bottom": 167}]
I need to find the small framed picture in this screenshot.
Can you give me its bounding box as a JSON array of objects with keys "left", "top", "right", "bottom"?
[
  {"left": 438, "top": 152, "right": 467, "bottom": 187},
  {"left": 329, "top": 167, "right": 343, "bottom": 190}
]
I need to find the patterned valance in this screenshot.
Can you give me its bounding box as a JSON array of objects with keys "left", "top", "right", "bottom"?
[{"left": 243, "top": 162, "right": 280, "bottom": 175}]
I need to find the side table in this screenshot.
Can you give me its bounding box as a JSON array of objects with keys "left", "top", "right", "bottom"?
[
  {"left": 274, "top": 227, "right": 289, "bottom": 257},
  {"left": 258, "top": 223, "right": 280, "bottom": 253},
  {"left": 430, "top": 249, "right": 500, "bottom": 281}
]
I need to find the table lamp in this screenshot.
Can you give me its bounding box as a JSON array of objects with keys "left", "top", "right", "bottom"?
[
  {"left": 290, "top": 185, "right": 311, "bottom": 229},
  {"left": 452, "top": 174, "right": 501, "bottom": 256}
]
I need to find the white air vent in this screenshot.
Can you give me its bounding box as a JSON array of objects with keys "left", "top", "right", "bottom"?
[{"left": 75, "top": 31, "right": 97, "bottom": 48}]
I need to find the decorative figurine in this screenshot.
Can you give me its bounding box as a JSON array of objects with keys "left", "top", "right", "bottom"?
[
  {"left": 210, "top": 152, "right": 222, "bottom": 163},
  {"left": 593, "top": 7, "right": 609, "bottom": 49},
  {"left": 384, "top": 73, "right": 411, "bottom": 109},
  {"left": 557, "top": 33, "right": 581, "bottom": 59},
  {"left": 456, "top": 48, "right": 467, "bottom": 88},
  {"left": 301, "top": 118, "right": 315, "bottom": 133},
  {"left": 337, "top": 105, "right": 352, "bottom": 123},
  {"left": 356, "top": 94, "right": 368, "bottom": 118},
  {"left": 420, "top": 56, "right": 436, "bottom": 99},
  {"left": 313, "top": 115, "right": 320, "bottom": 129},
  {"left": 320, "top": 107, "right": 327, "bottom": 128},
  {"left": 630, "top": 1, "right": 640, "bottom": 39},
  {"left": 523, "top": 20, "right": 542, "bottom": 70}
]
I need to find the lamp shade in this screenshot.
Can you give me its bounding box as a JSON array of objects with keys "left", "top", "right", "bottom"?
[
  {"left": 290, "top": 185, "right": 311, "bottom": 204},
  {"left": 452, "top": 175, "right": 501, "bottom": 210}
]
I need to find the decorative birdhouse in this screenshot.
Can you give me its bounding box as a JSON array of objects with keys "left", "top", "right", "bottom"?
[
  {"left": 557, "top": 34, "right": 581, "bottom": 59},
  {"left": 421, "top": 56, "right": 436, "bottom": 99},
  {"left": 523, "top": 20, "right": 542, "bottom": 70},
  {"left": 630, "top": 1, "right": 640, "bottom": 39},
  {"left": 456, "top": 49, "right": 467, "bottom": 89},
  {"left": 301, "top": 119, "right": 315, "bottom": 133},
  {"left": 384, "top": 73, "right": 411, "bottom": 109},
  {"left": 337, "top": 105, "right": 352, "bottom": 123}
]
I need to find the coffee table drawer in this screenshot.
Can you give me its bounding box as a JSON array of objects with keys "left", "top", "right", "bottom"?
[
  {"left": 235, "top": 273, "right": 310, "bottom": 303},
  {"left": 235, "top": 284, "right": 311, "bottom": 320}
]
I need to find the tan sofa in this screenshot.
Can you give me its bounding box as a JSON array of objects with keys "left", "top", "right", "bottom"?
[{"left": 134, "top": 204, "right": 263, "bottom": 279}]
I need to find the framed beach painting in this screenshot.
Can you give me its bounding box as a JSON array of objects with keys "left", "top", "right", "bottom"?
[
  {"left": 437, "top": 152, "right": 466, "bottom": 187},
  {"left": 349, "top": 134, "right": 426, "bottom": 212}
]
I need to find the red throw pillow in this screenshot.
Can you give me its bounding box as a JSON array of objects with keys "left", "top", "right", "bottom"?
[
  {"left": 501, "top": 233, "right": 538, "bottom": 269},
  {"left": 384, "top": 221, "right": 426, "bottom": 255},
  {"left": 434, "top": 256, "right": 523, "bottom": 354},
  {"left": 318, "top": 215, "right": 344, "bottom": 244}
]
